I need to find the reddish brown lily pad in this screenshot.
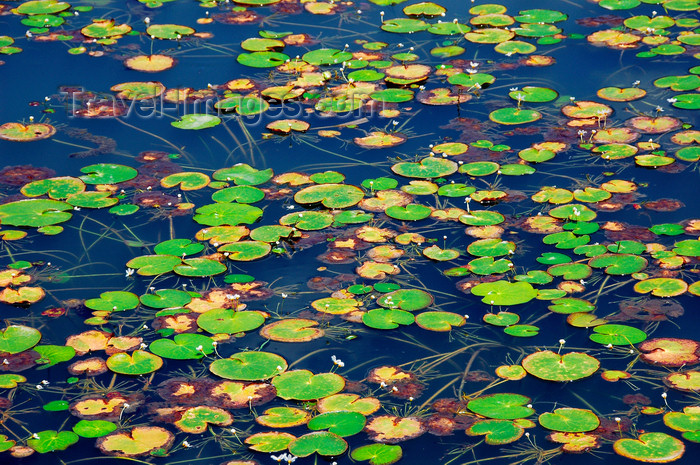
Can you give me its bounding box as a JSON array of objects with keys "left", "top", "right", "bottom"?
[
  {"left": 639, "top": 338, "right": 700, "bottom": 367},
  {"left": 365, "top": 416, "right": 425, "bottom": 443},
  {"left": 626, "top": 116, "right": 682, "bottom": 134}
]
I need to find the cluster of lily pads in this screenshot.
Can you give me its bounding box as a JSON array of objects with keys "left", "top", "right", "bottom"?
[{"left": 1, "top": 0, "right": 700, "bottom": 465}]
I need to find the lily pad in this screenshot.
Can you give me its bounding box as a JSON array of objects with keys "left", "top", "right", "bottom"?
[
  {"left": 521, "top": 350, "right": 600, "bottom": 382},
  {"left": 613, "top": 432, "right": 685, "bottom": 463},
  {"left": 272, "top": 370, "right": 345, "bottom": 400},
  {"left": 210, "top": 351, "right": 287, "bottom": 380}
]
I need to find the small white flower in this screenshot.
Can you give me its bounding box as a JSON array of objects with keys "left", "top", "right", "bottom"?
[
  {"left": 182, "top": 440, "right": 191, "bottom": 448},
  {"left": 559, "top": 339, "right": 566, "bottom": 345},
  {"left": 139, "top": 343, "right": 147, "bottom": 350},
  {"left": 656, "top": 106, "right": 664, "bottom": 112},
  {"left": 615, "top": 417, "right": 621, "bottom": 422},
  {"left": 125, "top": 268, "right": 135, "bottom": 277},
  {"left": 661, "top": 392, "right": 668, "bottom": 399}
]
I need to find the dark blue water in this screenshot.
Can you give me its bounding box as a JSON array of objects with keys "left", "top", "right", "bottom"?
[{"left": 0, "top": 1, "right": 699, "bottom": 464}]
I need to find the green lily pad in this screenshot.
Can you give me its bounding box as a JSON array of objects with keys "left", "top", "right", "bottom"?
[
  {"left": 459, "top": 211, "right": 505, "bottom": 226},
  {"left": 193, "top": 203, "right": 263, "bottom": 226},
  {"left": 171, "top": 114, "right": 221, "bottom": 130},
  {"left": 0, "top": 199, "right": 72, "bottom": 227},
  {"left": 213, "top": 164, "right": 273, "bottom": 185},
  {"left": 459, "top": 161, "right": 499, "bottom": 176},
  {"left": 84, "top": 291, "right": 139, "bottom": 312},
  {"left": 72, "top": 420, "right": 118, "bottom": 438},
  {"left": 125, "top": 255, "right": 181, "bottom": 276},
  {"left": 362, "top": 309, "right": 415, "bottom": 329},
  {"left": 0, "top": 324, "right": 41, "bottom": 354},
  {"left": 466, "top": 419, "right": 525, "bottom": 445},
  {"left": 43, "top": 401, "right": 69, "bottom": 413},
  {"left": 81, "top": 19, "right": 131, "bottom": 38},
  {"left": 673, "top": 240, "right": 700, "bottom": 257},
  {"left": 260, "top": 319, "right": 324, "bottom": 342},
  {"left": 483, "top": 312, "right": 520, "bottom": 326},
  {"left": 149, "top": 333, "right": 215, "bottom": 359},
  {"left": 106, "top": 350, "right": 163, "bottom": 375},
  {"left": 472, "top": 281, "right": 537, "bottom": 306},
  {"left": 351, "top": 444, "right": 403, "bottom": 465},
  {"left": 381, "top": 18, "right": 429, "bottom": 33},
  {"left": 294, "top": 183, "right": 364, "bottom": 209},
  {"left": 522, "top": 350, "right": 600, "bottom": 382},
  {"left": 539, "top": 408, "right": 600, "bottom": 433},
  {"left": 21, "top": 176, "right": 85, "bottom": 199},
  {"left": 0, "top": 373, "right": 26, "bottom": 388},
  {"left": 376, "top": 289, "right": 433, "bottom": 311},
  {"left": 173, "top": 258, "right": 227, "bottom": 277},
  {"left": 589, "top": 254, "right": 647, "bottom": 275},
  {"left": 140, "top": 289, "right": 191, "bottom": 308},
  {"left": 468, "top": 257, "right": 512, "bottom": 275},
  {"left": 146, "top": 24, "right": 195, "bottom": 40},
  {"left": 245, "top": 431, "right": 296, "bottom": 453},
  {"left": 80, "top": 164, "right": 138, "bottom": 185},
  {"left": 613, "top": 432, "right": 685, "bottom": 463},
  {"left": 308, "top": 411, "right": 366, "bottom": 437},
  {"left": 257, "top": 407, "right": 310, "bottom": 428},
  {"left": 197, "top": 308, "right": 265, "bottom": 335},
  {"left": 219, "top": 241, "right": 272, "bottom": 261},
  {"left": 489, "top": 108, "right": 542, "bottom": 125},
  {"left": 547, "top": 263, "right": 592, "bottom": 280},
  {"left": 17, "top": 1, "right": 71, "bottom": 15},
  {"left": 414, "top": 311, "right": 466, "bottom": 331},
  {"left": 174, "top": 406, "right": 233, "bottom": 433},
  {"left": 28, "top": 430, "right": 79, "bottom": 453},
  {"left": 34, "top": 345, "right": 75, "bottom": 368},
  {"left": 209, "top": 351, "right": 287, "bottom": 381},
  {"left": 548, "top": 298, "right": 595, "bottom": 314},
  {"left": 384, "top": 204, "right": 431, "bottom": 221},
  {"left": 237, "top": 51, "right": 290, "bottom": 68},
  {"left": 467, "top": 238, "right": 516, "bottom": 257},
  {"left": 634, "top": 278, "right": 688, "bottom": 297},
  {"left": 468, "top": 393, "right": 534, "bottom": 420},
  {"left": 302, "top": 48, "right": 352, "bottom": 65},
  {"left": 288, "top": 431, "right": 348, "bottom": 457},
  {"left": 391, "top": 157, "right": 458, "bottom": 179},
  {"left": 590, "top": 324, "right": 647, "bottom": 346},
  {"left": 504, "top": 325, "right": 540, "bottom": 337},
  {"left": 273, "top": 370, "right": 345, "bottom": 401}
]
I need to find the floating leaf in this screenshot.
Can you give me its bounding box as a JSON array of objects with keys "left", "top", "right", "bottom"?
[
  {"left": 539, "top": 408, "right": 600, "bottom": 432},
  {"left": 272, "top": 370, "right": 345, "bottom": 400},
  {"left": 210, "top": 351, "right": 287, "bottom": 380},
  {"left": 522, "top": 351, "right": 600, "bottom": 382},
  {"left": 468, "top": 393, "right": 534, "bottom": 420},
  {"left": 613, "top": 432, "right": 685, "bottom": 463}
]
